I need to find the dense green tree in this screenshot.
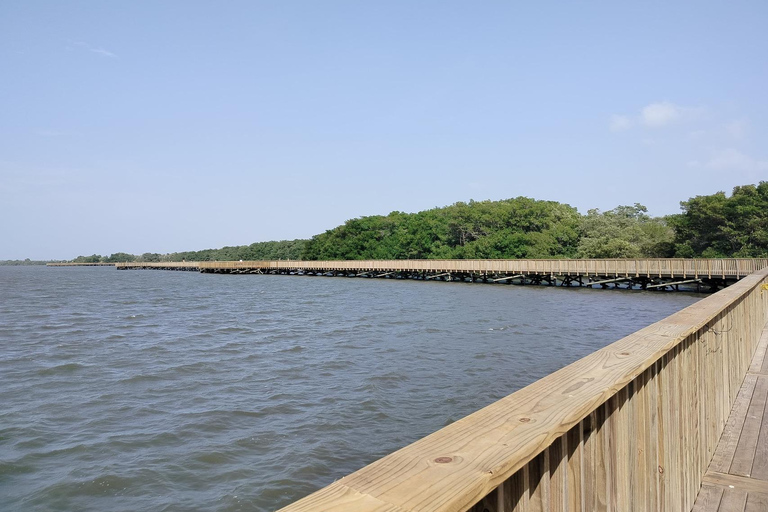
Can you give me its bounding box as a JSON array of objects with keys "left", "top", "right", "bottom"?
[
  {"left": 167, "top": 239, "right": 307, "bottom": 262},
  {"left": 301, "top": 197, "right": 581, "bottom": 260},
  {"left": 0, "top": 259, "right": 52, "bottom": 266},
  {"left": 104, "top": 252, "right": 136, "bottom": 263},
  {"left": 73, "top": 254, "right": 103, "bottom": 263},
  {"left": 669, "top": 182, "right": 768, "bottom": 257},
  {"left": 138, "top": 253, "right": 162, "bottom": 262},
  {"left": 576, "top": 204, "right": 675, "bottom": 258}
]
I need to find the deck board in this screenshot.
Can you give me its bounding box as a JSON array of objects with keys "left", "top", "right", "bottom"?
[{"left": 692, "top": 323, "right": 768, "bottom": 511}]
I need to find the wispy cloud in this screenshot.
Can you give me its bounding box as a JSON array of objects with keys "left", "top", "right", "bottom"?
[
  {"left": 725, "top": 119, "right": 748, "bottom": 140},
  {"left": 609, "top": 101, "right": 704, "bottom": 131},
  {"left": 609, "top": 115, "right": 632, "bottom": 132},
  {"left": 72, "top": 41, "right": 117, "bottom": 58},
  {"left": 705, "top": 148, "right": 768, "bottom": 172},
  {"left": 641, "top": 102, "right": 682, "bottom": 127}
]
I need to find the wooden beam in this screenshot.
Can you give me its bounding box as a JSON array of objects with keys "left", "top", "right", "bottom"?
[
  {"left": 585, "top": 277, "right": 630, "bottom": 286},
  {"left": 492, "top": 274, "right": 524, "bottom": 282},
  {"left": 646, "top": 279, "right": 702, "bottom": 289}
]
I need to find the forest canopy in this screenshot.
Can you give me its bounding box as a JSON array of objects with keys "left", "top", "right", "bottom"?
[{"left": 67, "top": 182, "right": 768, "bottom": 263}]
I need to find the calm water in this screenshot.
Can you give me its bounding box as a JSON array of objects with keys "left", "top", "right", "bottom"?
[{"left": 0, "top": 266, "right": 701, "bottom": 511}]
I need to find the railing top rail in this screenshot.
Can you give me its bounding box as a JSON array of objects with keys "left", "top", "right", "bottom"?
[
  {"left": 278, "top": 267, "right": 768, "bottom": 512},
  {"left": 189, "top": 258, "right": 768, "bottom": 277}
]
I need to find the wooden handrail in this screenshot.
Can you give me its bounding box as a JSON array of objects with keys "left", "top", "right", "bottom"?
[{"left": 188, "top": 258, "right": 768, "bottom": 278}]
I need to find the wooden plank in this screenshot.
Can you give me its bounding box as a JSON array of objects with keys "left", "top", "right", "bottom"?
[
  {"left": 508, "top": 468, "right": 526, "bottom": 512},
  {"left": 656, "top": 358, "right": 669, "bottom": 512},
  {"left": 750, "top": 376, "right": 768, "bottom": 481},
  {"left": 717, "top": 487, "right": 748, "bottom": 512},
  {"left": 709, "top": 375, "right": 759, "bottom": 473},
  {"left": 630, "top": 376, "right": 648, "bottom": 512},
  {"left": 566, "top": 424, "right": 582, "bottom": 511},
  {"left": 730, "top": 376, "right": 768, "bottom": 477},
  {"left": 703, "top": 472, "right": 768, "bottom": 495},
  {"left": 606, "top": 395, "right": 619, "bottom": 512},
  {"left": 593, "top": 406, "right": 609, "bottom": 512},
  {"left": 528, "top": 452, "right": 548, "bottom": 512},
  {"left": 644, "top": 365, "right": 660, "bottom": 512},
  {"left": 548, "top": 437, "right": 565, "bottom": 512},
  {"left": 582, "top": 412, "right": 598, "bottom": 512},
  {"left": 745, "top": 490, "right": 768, "bottom": 512},
  {"left": 756, "top": 326, "right": 768, "bottom": 374},
  {"left": 691, "top": 483, "right": 723, "bottom": 512},
  {"left": 614, "top": 388, "right": 630, "bottom": 510}
]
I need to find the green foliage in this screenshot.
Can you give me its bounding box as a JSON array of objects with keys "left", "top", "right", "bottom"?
[
  {"left": 168, "top": 239, "right": 307, "bottom": 262},
  {"left": 302, "top": 197, "right": 581, "bottom": 260},
  {"left": 104, "top": 253, "right": 136, "bottom": 263},
  {"left": 576, "top": 203, "right": 675, "bottom": 258},
  {"left": 73, "top": 254, "right": 104, "bottom": 263},
  {"left": 670, "top": 182, "right": 768, "bottom": 257},
  {"left": 0, "top": 259, "right": 53, "bottom": 266},
  {"left": 139, "top": 253, "right": 162, "bottom": 262}
]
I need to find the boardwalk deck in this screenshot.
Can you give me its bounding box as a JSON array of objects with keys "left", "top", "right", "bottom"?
[
  {"left": 109, "top": 259, "right": 768, "bottom": 291},
  {"left": 692, "top": 322, "right": 768, "bottom": 512}
]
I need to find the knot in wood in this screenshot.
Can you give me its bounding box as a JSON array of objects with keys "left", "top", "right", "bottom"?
[
  {"left": 519, "top": 417, "right": 531, "bottom": 423},
  {"left": 434, "top": 457, "right": 453, "bottom": 464},
  {"left": 658, "top": 465, "right": 664, "bottom": 474}
]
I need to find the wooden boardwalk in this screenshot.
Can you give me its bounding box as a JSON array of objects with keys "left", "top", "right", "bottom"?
[
  {"left": 692, "top": 323, "right": 768, "bottom": 511},
  {"left": 109, "top": 258, "right": 768, "bottom": 291}
]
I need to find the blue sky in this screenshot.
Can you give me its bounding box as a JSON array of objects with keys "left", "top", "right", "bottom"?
[{"left": 1, "top": 1, "right": 766, "bottom": 259}]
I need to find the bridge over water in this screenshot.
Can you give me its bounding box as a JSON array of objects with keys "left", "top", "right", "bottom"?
[{"left": 107, "top": 258, "right": 768, "bottom": 292}]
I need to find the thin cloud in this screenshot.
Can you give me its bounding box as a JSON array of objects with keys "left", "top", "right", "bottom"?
[
  {"left": 725, "top": 119, "right": 748, "bottom": 140},
  {"left": 705, "top": 148, "right": 768, "bottom": 172},
  {"left": 609, "top": 115, "right": 632, "bottom": 132},
  {"left": 73, "top": 41, "right": 117, "bottom": 58},
  {"left": 609, "top": 101, "right": 702, "bottom": 131},
  {"left": 641, "top": 102, "right": 682, "bottom": 127}
]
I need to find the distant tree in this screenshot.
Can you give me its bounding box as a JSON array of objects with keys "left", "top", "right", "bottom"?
[
  {"left": 576, "top": 204, "right": 674, "bottom": 258},
  {"left": 139, "top": 253, "right": 161, "bottom": 262},
  {"left": 301, "top": 197, "right": 581, "bottom": 260},
  {"left": 73, "top": 254, "right": 103, "bottom": 263},
  {"left": 104, "top": 252, "right": 136, "bottom": 263},
  {"left": 669, "top": 182, "right": 768, "bottom": 257}
]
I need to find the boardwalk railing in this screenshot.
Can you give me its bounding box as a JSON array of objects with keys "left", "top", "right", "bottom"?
[
  {"left": 191, "top": 258, "right": 767, "bottom": 279},
  {"left": 47, "top": 262, "right": 116, "bottom": 267},
  {"left": 278, "top": 267, "right": 768, "bottom": 512}
]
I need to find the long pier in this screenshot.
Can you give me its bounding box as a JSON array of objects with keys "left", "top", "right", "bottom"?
[
  {"left": 47, "top": 262, "right": 116, "bottom": 267},
  {"left": 111, "top": 258, "right": 768, "bottom": 291}
]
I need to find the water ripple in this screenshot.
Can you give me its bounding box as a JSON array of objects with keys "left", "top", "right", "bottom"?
[{"left": 0, "top": 266, "right": 701, "bottom": 511}]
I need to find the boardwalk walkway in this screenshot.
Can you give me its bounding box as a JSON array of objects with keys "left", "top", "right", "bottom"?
[
  {"left": 107, "top": 258, "right": 768, "bottom": 291},
  {"left": 692, "top": 322, "right": 768, "bottom": 511}
]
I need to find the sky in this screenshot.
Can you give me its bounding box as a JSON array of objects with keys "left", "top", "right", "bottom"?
[{"left": 1, "top": 1, "right": 767, "bottom": 260}]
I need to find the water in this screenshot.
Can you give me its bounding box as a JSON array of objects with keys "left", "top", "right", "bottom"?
[{"left": 0, "top": 266, "right": 700, "bottom": 511}]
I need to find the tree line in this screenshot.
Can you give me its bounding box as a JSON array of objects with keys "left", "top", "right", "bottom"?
[
  {"left": 72, "top": 239, "right": 308, "bottom": 264},
  {"left": 71, "top": 182, "right": 768, "bottom": 263}
]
